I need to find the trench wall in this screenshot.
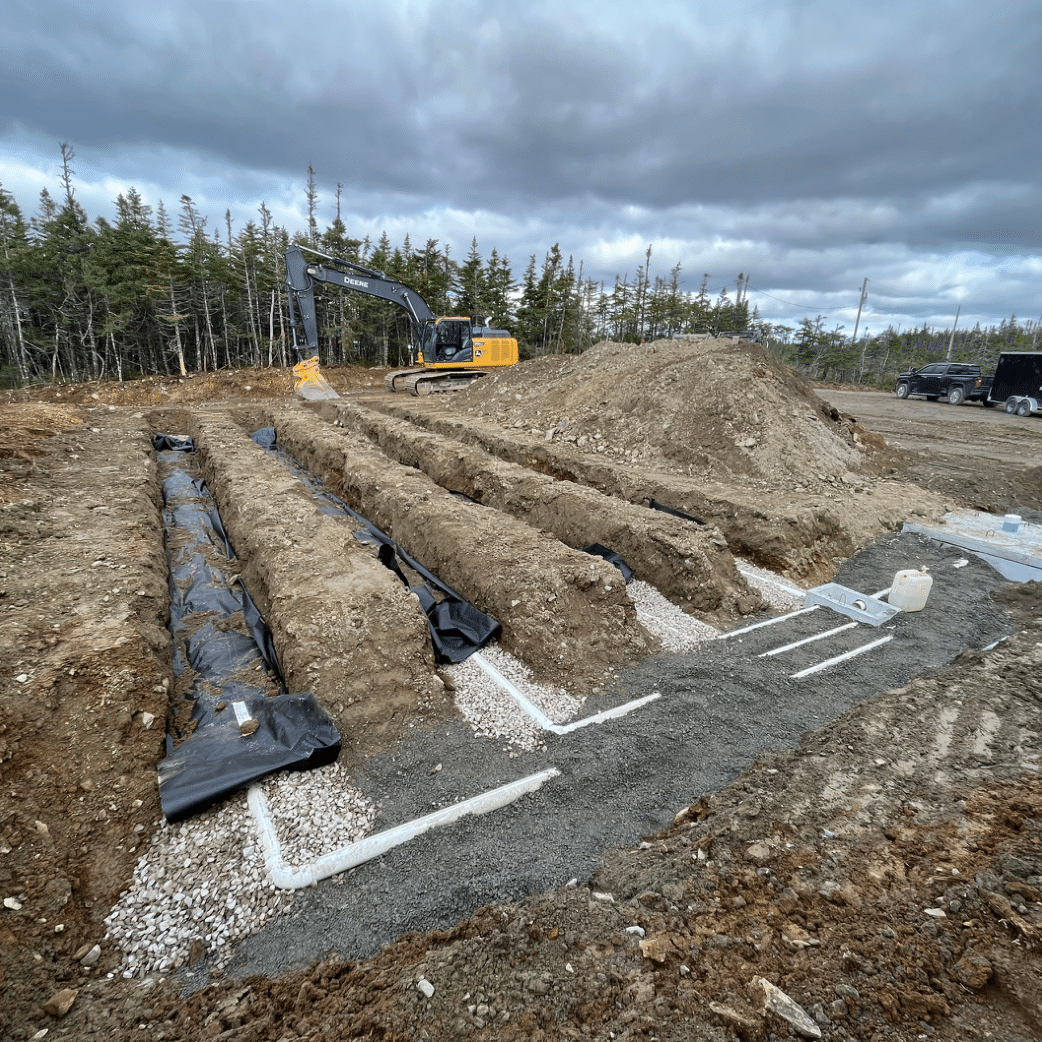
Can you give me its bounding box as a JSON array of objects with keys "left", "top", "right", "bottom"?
[
  {"left": 268, "top": 407, "right": 657, "bottom": 687},
  {"left": 361, "top": 398, "right": 855, "bottom": 581},
  {"left": 329, "top": 400, "right": 766, "bottom": 622},
  {"left": 187, "top": 412, "right": 441, "bottom": 762}
]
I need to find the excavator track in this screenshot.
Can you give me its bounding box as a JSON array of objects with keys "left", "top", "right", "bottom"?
[{"left": 385, "top": 368, "right": 491, "bottom": 396}]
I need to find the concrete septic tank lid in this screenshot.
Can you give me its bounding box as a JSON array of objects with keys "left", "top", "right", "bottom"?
[{"left": 904, "top": 510, "right": 1042, "bottom": 583}]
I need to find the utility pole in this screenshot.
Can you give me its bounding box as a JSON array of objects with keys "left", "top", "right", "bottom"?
[
  {"left": 946, "top": 304, "right": 961, "bottom": 360},
  {"left": 851, "top": 278, "right": 869, "bottom": 381},
  {"left": 850, "top": 278, "right": 869, "bottom": 346}
]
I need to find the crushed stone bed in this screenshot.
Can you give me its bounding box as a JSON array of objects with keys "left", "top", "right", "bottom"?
[{"left": 104, "top": 762, "right": 375, "bottom": 979}]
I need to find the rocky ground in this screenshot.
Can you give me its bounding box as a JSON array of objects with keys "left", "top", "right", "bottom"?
[{"left": 1, "top": 337, "right": 1040, "bottom": 1041}]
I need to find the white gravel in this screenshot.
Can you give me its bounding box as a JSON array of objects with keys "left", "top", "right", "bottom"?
[
  {"left": 255, "top": 761, "right": 375, "bottom": 865},
  {"left": 629, "top": 580, "right": 718, "bottom": 651},
  {"left": 446, "top": 642, "right": 583, "bottom": 751},
  {"left": 104, "top": 762, "right": 374, "bottom": 978},
  {"left": 736, "top": 562, "right": 806, "bottom": 612}
]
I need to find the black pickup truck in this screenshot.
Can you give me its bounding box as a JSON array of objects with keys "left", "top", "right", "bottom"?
[{"left": 894, "top": 362, "right": 994, "bottom": 406}]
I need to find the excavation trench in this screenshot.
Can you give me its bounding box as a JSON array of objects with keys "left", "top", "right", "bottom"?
[
  {"left": 358, "top": 397, "right": 858, "bottom": 581},
  {"left": 263, "top": 405, "right": 658, "bottom": 689},
  {"left": 153, "top": 437, "right": 341, "bottom": 822},
  {"left": 174, "top": 410, "right": 445, "bottom": 765},
  {"left": 324, "top": 400, "right": 767, "bottom": 624}
]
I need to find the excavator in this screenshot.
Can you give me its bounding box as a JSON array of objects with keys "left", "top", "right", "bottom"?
[{"left": 285, "top": 244, "right": 518, "bottom": 398}]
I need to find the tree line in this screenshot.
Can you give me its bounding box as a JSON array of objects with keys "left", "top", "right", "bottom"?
[
  {"left": 1, "top": 152, "right": 1036, "bottom": 389},
  {"left": 0, "top": 156, "right": 753, "bottom": 387},
  {"left": 763, "top": 313, "right": 1042, "bottom": 388}
]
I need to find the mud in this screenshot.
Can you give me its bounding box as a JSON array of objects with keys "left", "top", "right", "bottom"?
[
  {"left": 366, "top": 393, "right": 949, "bottom": 583},
  {"left": 185, "top": 410, "right": 442, "bottom": 765},
  {"left": 267, "top": 405, "right": 657, "bottom": 688}
]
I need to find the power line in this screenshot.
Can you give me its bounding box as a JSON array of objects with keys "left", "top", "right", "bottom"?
[{"left": 746, "top": 285, "right": 849, "bottom": 311}]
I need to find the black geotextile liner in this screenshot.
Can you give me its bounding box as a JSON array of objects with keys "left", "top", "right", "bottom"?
[
  {"left": 649, "top": 498, "right": 706, "bottom": 526},
  {"left": 250, "top": 427, "right": 500, "bottom": 663},
  {"left": 152, "top": 434, "right": 341, "bottom": 823},
  {"left": 581, "top": 543, "right": 633, "bottom": 583}
]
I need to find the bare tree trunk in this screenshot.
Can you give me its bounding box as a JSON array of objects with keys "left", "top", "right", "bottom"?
[
  {"left": 167, "top": 280, "right": 187, "bottom": 376},
  {"left": 112, "top": 332, "right": 123, "bottom": 383}
]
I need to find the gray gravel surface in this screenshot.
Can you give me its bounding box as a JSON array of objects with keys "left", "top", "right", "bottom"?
[{"left": 209, "top": 531, "right": 1010, "bottom": 986}]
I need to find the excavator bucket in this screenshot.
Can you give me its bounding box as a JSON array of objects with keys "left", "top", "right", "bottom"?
[{"left": 292, "top": 356, "right": 340, "bottom": 401}]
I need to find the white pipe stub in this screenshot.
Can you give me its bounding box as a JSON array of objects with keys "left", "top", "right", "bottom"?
[{"left": 249, "top": 767, "right": 560, "bottom": 890}]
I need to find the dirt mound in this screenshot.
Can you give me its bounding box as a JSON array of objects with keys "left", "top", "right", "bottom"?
[
  {"left": 2, "top": 363, "right": 383, "bottom": 410},
  {"left": 461, "top": 337, "right": 863, "bottom": 484}
]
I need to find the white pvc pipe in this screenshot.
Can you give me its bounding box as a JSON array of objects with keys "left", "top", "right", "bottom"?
[
  {"left": 736, "top": 565, "right": 804, "bottom": 598},
  {"left": 790, "top": 635, "right": 893, "bottom": 679},
  {"left": 554, "top": 692, "right": 661, "bottom": 734},
  {"left": 716, "top": 604, "right": 820, "bottom": 640},
  {"left": 759, "top": 621, "right": 858, "bottom": 658},
  {"left": 249, "top": 767, "right": 560, "bottom": 890},
  {"left": 471, "top": 652, "right": 660, "bottom": 734},
  {"left": 472, "top": 652, "right": 556, "bottom": 729}
]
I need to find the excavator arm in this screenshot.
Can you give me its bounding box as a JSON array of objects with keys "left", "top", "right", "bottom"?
[{"left": 285, "top": 244, "right": 436, "bottom": 355}]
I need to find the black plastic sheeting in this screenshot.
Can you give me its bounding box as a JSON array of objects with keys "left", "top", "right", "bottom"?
[
  {"left": 649, "top": 498, "right": 706, "bottom": 526},
  {"left": 580, "top": 543, "right": 633, "bottom": 583},
  {"left": 250, "top": 427, "right": 500, "bottom": 664},
  {"left": 153, "top": 434, "right": 341, "bottom": 823}
]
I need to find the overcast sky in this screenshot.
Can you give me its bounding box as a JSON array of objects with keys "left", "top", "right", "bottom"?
[{"left": 2, "top": 0, "right": 1040, "bottom": 337}]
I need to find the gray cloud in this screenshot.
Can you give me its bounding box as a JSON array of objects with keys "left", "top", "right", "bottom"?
[{"left": 1, "top": 0, "right": 1040, "bottom": 332}]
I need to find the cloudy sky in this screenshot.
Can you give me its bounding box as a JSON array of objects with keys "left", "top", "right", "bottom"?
[{"left": 2, "top": 0, "right": 1040, "bottom": 336}]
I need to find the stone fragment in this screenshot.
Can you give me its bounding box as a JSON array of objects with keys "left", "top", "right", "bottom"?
[
  {"left": 708, "top": 1002, "right": 761, "bottom": 1032},
  {"left": 79, "top": 944, "right": 101, "bottom": 967},
  {"left": 639, "top": 937, "right": 672, "bottom": 963},
  {"left": 953, "top": 951, "right": 993, "bottom": 990},
  {"left": 525, "top": 976, "right": 550, "bottom": 995},
  {"left": 781, "top": 924, "right": 819, "bottom": 949},
  {"left": 745, "top": 840, "right": 772, "bottom": 862},
  {"left": 141, "top": 712, "right": 156, "bottom": 729},
  {"left": 752, "top": 977, "right": 822, "bottom": 1039},
  {"left": 417, "top": 978, "right": 434, "bottom": 999},
  {"left": 4, "top": 896, "right": 22, "bottom": 910},
  {"left": 924, "top": 907, "right": 947, "bottom": 918},
  {"left": 43, "top": 988, "right": 78, "bottom": 1017}
]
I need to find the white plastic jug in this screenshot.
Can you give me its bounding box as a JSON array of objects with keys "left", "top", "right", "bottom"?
[{"left": 889, "top": 568, "right": 933, "bottom": 612}]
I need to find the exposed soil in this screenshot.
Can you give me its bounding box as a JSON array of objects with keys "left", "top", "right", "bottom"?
[{"left": 1, "top": 342, "right": 1040, "bottom": 1041}]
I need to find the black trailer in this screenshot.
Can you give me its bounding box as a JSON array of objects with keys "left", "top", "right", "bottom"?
[{"left": 989, "top": 351, "right": 1042, "bottom": 415}]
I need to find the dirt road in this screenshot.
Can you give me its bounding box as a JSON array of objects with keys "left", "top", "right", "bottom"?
[
  {"left": 818, "top": 388, "right": 1042, "bottom": 513},
  {"left": 1, "top": 342, "right": 1040, "bottom": 1041}
]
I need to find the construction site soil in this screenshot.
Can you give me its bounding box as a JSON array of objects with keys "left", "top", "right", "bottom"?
[{"left": 1, "top": 336, "right": 1040, "bottom": 1041}]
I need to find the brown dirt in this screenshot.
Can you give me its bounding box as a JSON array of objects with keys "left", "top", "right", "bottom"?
[{"left": 1, "top": 343, "right": 1040, "bottom": 1041}]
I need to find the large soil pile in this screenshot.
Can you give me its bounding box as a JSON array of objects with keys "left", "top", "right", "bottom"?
[{"left": 461, "top": 338, "right": 863, "bottom": 484}]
